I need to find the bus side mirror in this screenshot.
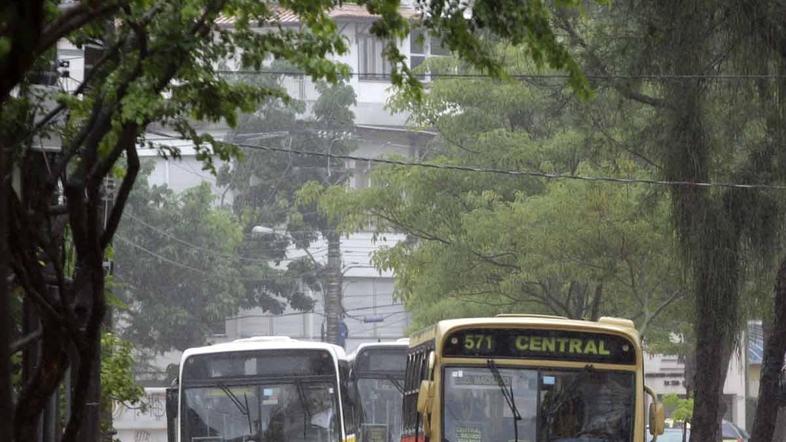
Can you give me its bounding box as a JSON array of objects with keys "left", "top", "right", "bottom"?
[
  {"left": 417, "top": 380, "right": 434, "bottom": 436},
  {"left": 166, "top": 385, "right": 178, "bottom": 442},
  {"left": 648, "top": 402, "right": 665, "bottom": 435},
  {"left": 645, "top": 386, "right": 665, "bottom": 437},
  {"left": 166, "top": 386, "right": 178, "bottom": 419},
  {"left": 416, "top": 380, "right": 433, "bottom": 414}
]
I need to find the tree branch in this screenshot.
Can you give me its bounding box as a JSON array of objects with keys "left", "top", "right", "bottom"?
[
  {"left": 0, "top": 1, "right": 46, "bottom": 101},
  {"left": 590, "top": 115, "right": 662, "bottom": 170},
  {"left": 10, "top": 330, "right": 42, "bottom": 354},
  {"left": 11, "top": 32, "right": 129, "bottom": 153},
  {"left": 36, "top": 2, "right": 122, "bottom": 55},
  {"left": 587, "top": 283, "right": 602, "bottom": 320},
  {"left": 555, "top": 13, "right": 668, "bottom": 109},
  {"left": 100, "top": 134, "right": 139, "bottom": 249},
  {"left": 12, "top": 328, "right": 69, "bottom": 442},
  {"left": 640, "top": 290, "right": 684, "bottom": 336}
]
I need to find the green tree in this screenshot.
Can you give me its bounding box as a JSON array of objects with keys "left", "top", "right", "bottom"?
[
  {"left": 311, "top": 162, "right": 686, "bottom": 334},
  {"left": 305, "top": 51, "right": 688, "bottom": 339},
  {"left": 114, "top": 166, "right": 315, "bottom": 354},
  {"left": 99, "top": 332, "right": 144, "bottom": 437},
  {"left": 0, "top": 0, "right": 605, "bottom": 439},
  {"left": 554, "top": 3, "right": 786, "bottom": 439},
  {"left": 219, "top": 78, "right": 357, "bottom": 344},
  {"left": 663, "top": 393, "right": 694, "bottom": 424}
]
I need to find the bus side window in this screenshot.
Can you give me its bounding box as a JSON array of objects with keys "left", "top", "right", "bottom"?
[
  {"left": 401, "top": 342, "right": 436, "bottom": 440},
  {"left": 339, "top": 361, "right": 357, "bottom": 436},
  {"left": 403, "top": 352, "right": 419, "bottom": 436}
]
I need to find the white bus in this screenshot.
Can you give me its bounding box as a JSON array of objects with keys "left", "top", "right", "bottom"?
[
  {"left": 348, "top": 339, "right": 408, "bottom": 442},
  {"left": 166, "top": 336, "right": 357, "bottom": 442}
]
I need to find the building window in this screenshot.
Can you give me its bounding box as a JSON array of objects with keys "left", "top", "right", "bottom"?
[
  {"left": 410, "top": 29, "right": 450, "bottom": 79},
  {"left": 358, "top": 33, "right": 391, "bottom": 81}
]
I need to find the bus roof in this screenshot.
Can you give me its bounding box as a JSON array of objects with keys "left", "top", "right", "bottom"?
[
  {"left": 349, "top": 339, "right": 409, "bottom": 360},
  {"left": 180, "top": 337, "right": 347, "bottom": 364},
  {"left": 408, "top": 316, "right": 639, "bottom": 347}
]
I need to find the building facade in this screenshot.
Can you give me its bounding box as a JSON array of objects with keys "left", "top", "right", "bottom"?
[
  {"left": 136, "top": 3, "right": 438, "bottom": 357},
  {"left": 643, "top": 321, "right": 783, "bottom": 432}
]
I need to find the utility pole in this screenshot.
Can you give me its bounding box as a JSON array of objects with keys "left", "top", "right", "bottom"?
[{"left": 324, "top": 231, "right": 342, "bottom": 346}]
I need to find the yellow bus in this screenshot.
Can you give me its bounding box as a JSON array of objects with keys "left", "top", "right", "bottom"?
[{"left": 400, "top": 315, "right": 664, "bottom": 442}]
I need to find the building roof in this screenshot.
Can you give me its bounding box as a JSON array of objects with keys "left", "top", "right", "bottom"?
[{"left": 216, "top": 4, "right": 420, "bottom": 27}]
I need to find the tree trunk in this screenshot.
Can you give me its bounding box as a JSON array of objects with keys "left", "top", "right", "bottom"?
[
  {"left": 62, "top": 263, "right": 106, "bottom": 442},
  {"left": 0, "top": 123, "right": 13, "bottom": 440},
  {"left": 324, "top": 231, "right": 342, "bottom": 346},
  {"left": 773, "top": 409, "right": 786, "bottom": 441},
  {"left": 74, "top": 345, "right": 101, "bottom": 442},
  {"left": 749, "top": 256, "right": 786, "bottom": 442},
  {"left": 0, "top": 2, "right": 44, "bottom": 105},
  {"left": 688, "top": 228, "right": 738, "bottom": 442},
  {"left": 653, "top": 3, "right": 740, "bottom": 439},
  {"left": 13, "top": 326, "right": 68, "bottom": 442},
  {"left": 589, "top": 283, "right": 603, "bottom": 321}
]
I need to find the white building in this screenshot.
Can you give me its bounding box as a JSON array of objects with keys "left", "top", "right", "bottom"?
[
  {"left": 113, "top": 388, "right": 168, "bottom": 442},
  {"left": 124, "top": 2, "right": 443, "bottom": 383},
  {"left": 643, "top": 321, "right": 773, "bottom": 432}
]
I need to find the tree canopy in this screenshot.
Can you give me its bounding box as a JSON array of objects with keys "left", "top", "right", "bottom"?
[
  {"left": 114, "top": 166, "right": 318, "bottom": 353},
  {"left": 2, "top": 0, "right": 602, "bottom": 439},
  {"left": 306, "top": 8, "right": 786, "bottom": 435},
  {"left": 307, "top": 50, "right": 689, "bottom": 341}
]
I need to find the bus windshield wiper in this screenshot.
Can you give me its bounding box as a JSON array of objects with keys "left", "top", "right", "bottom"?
[
  {"left": 487, "top": 360, "right": 521, "bottom": 442},
  {"left": 216, "top": 383, "right": 253, "bottom": 435},
  {"left": 294, "top": 380, "right": 312, "bottom": 438},
  {"left": 385, "top": 374, "right": 405, "bottom": 395}
]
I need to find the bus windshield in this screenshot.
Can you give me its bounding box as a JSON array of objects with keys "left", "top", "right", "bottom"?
[
  {"left": 443, "top": 366, "right": 634, "bottom": 442},
  {"left": 182, "top": 381, "right": 340, "bottom": 442},
  {"left": 356, "top": 377, "right": 403, "bottom": 442}
]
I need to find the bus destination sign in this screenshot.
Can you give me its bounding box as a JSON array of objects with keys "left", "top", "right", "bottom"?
[{"left": 442, "top": 328, "right": 636, "bottom": 365}]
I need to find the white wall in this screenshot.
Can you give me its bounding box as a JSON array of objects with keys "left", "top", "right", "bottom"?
[
  {"left": 113, "top": 388, "right": 168, "bottom": 442},
  {"left": 724, "top": 349, "right": 747, "bottom": 428},
  {"left": 644, "top": 350, "right": 750, "bottom": 429}
]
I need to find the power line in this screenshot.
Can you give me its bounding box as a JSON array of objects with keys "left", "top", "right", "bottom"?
[
  {"left": 233, "top": 142, "right": 786, "bottom": 191},
  {"left": 116, "top": 230, "right": 385, "bottom": 283},
  {"left": 192, "top": 303, "right": 405, "bottom": 322},
  {"left": 115, "top": 234, "right": 216, "bottom": 275},
  {"left": 123, "top": 212, "right": 385, "bottom": 263},
  {"left": 226, "top": 311, "right": 326, "bottom": 320},
  {"left": 219, "top": 70, "right": 786, "bottom": 81},
  {"left": 123, "top": 212, "right": 274, "bottom": 264},
  {"left": 344, "top": 309, "right": 406, "bottom": 322},
  {"left": 115, "top": 233, "right": 296, "bottom": 281},
  {"left": 344, "top": 303, "right": 405, "bottom": 312},
  {"left": 147, "top": 129, "right": 786, "bottom": 189},
  {"left": 349, "top": 314, "right": 410, "bottom": 336}
]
